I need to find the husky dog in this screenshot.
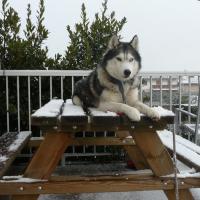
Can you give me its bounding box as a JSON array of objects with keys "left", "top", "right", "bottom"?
[{"left": 72, "top": 35, "right": 159, "bottom": 121}]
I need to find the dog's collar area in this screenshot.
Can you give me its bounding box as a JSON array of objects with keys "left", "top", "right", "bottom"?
[{"left": 103, "top": 68, "right": 127, "bottom": 104}]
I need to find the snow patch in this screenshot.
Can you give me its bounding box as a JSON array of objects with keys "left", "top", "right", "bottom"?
[
  {"left": 32, "top": 99, "right": 64, "bottom": 117},
  {"left": 89, "top": 108, "right": 117, "bottom": 117},
  {"left": 62, "top": 100, "right": 86, "bottom": 116},
  {"left": 158, "top": 130, "right": 200, "bottom": 167},
  {"left": 1, "top": 175, "right": 46, "bottom": 183},
  {"left": 8, "top": 131, "right": 31, "bottom": 152},
  {"left": 0, "top": 155, "right": 8, "bottom": 162},
  {"left": 162, "top": 168, "right": 199, "bottom": 178}
]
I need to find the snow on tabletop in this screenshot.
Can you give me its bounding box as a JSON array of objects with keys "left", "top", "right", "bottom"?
[
  {"left": 62, "top": 99, "right": 86, "bottom": 116},
  {"left": 158, "top": 130, "right": 200, "bottom": 167},
  {"left": 32, "top": 99, "right": 64, "bottom": 117},
  {"left": 8, "top": 131, "right": 31, "bottom": 152},
  {"left": 0, "top": 175, "right": 46, "bottom": 183},
  {"left": 152, "top": 106, "right": 174, "bottom": 117},
  {"left": 67, "top": 99, "right": 117, "bottom": 117},
  {"left": 89, "top": 108, "right": 117, "bottom": 117},
  {"left": 125, "top": 136, "right": 133, "bottom": 139}
]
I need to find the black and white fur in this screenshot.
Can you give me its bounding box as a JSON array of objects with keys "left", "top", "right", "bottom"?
[{"left": 72, "top": 35, "right": 159, "bottom": 121}]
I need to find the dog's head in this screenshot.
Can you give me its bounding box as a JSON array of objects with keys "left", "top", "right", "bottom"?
[{"left": 101, "top": 35, "right": 141, "bottom": 81}]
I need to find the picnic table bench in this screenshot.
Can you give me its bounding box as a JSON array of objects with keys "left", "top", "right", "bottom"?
[
  {"left": 0, "top": 131, "right": 31, "bottom": 178},
  {"left": 0, "top": 99, "right": 198, "bottom": 200}
]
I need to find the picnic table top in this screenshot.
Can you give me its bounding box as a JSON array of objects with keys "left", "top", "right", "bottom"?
[{"left": 31, "top": 99, "right": 175, "bottom": 132}]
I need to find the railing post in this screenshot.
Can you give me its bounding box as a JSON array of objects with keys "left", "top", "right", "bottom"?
[
  {"left": 160, "top": 76, "right": 163, "bottom": 107},
  {"left": 195, "top": 76, "right": 200, "bottom": 144},
  {"left": 28, "top": 76, "right": 31, "bottom": 131},
  {"left": 17, "top": 76, "right": 20, "bottom": 132},
  {"left": 179, "top": 76, "right": 182, "bottom": 125},
  {"left": 150, "top": 76, "right": 152, "bottom": 107},
  {"left": 6, "top": 76, "right": 9, "bottom": 132},
  {"left": 169, "top": 76, "right": 172, "bottom": 110}
]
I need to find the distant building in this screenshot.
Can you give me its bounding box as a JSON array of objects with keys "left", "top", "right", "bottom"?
[
  {"left": 182, "top": 76, "right": 199, "bottom": 94},
  {"left": 142, "top": 77, "right": 179, "bottom": 91},
  {"left": 142, "top": 76, "right": 199, "bottom": 95}
]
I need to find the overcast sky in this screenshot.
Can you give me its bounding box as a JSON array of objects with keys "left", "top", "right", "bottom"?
[{"left": 2, "top": 0, "right": 200, "bottom": 71}]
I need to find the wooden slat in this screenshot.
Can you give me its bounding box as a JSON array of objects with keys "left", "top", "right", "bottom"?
[
  {"left": 28, "top": 136, "right": 135, "bottom": 148},
  {"left": 50, "top": 170, "right": 153, "bottom": 181},
  {"left": 61, "top": 100, "right": 87, "bottom": 125},
  {"left": 31, "top": 99, "right": 64, "bottom": 126},
  {"left": 51, "top": 116, "right": 174, "bottom": 133},
  {"left": 89, "top": 108, "right": 120, "bottom": 125},
  {"left": 2, "top": 175, "right": 200, "bottom": 195},
  {"left": 0, "top": 132, "right": 31, "bottom": 177}
]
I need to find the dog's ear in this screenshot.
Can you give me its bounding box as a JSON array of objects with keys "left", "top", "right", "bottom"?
[
  {"left": 130, "top": 35, "right": 139, "bottom": 51},
  {"left": 108, "top": 35, "right": 119, "bottom": 49}
]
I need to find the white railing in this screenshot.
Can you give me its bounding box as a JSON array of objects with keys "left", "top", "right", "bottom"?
[{"left": 1, "top": 70, "right": 200, "bottom": 133}]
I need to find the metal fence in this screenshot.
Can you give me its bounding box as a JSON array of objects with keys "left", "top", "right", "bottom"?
[{"left": 0, "top": 70, "right": 200, "bottom": 162}]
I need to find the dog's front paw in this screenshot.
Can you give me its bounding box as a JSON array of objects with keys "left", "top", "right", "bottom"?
[
  {"left": 147, "top": 108, "right": 160, "bottom": 120},
  {"left": 126, "top": 108, "right": 141, "bottom": 121}
]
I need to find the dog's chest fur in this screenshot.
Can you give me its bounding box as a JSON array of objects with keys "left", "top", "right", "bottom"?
[{"left": 97, "top": 67, "right": 139, "bottom": 103}]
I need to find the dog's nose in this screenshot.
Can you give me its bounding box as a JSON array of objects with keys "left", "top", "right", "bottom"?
[{"left": 124, "top": 69, "right": 131, "bottom": 77}]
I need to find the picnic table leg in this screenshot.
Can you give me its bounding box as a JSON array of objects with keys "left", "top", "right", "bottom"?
[
  {"left": 11, "top": 132, "right": 72, "bottom": 200},
  {"left": 129, "top": 127, "right": 194, "bottom": 200},
  {"left": 116, "top": 131, "right": 148, "bottom": 169}
]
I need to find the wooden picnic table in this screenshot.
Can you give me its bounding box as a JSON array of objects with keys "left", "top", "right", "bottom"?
[{"left": 8, "top": 99, "right": 194, "bottom": 200}]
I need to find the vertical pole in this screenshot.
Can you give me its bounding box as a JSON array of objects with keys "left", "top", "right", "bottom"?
[
  {"left": 160, "top": 76, "right": 163, "bottom": 107},
  {"left": 179, "top": 76, "right": 182, "bottom": 126},
  {"left": 94, "top": 131, "right": 97, "bottom": 157},
  {"left": 50, "top": 76, "right": 52, "bottom": 99},
  {"left": 61, "top": 76, "right": 63, "bottom": 99},
  {"left": 104, "top": 131, "right": 107, "bottom": 152},
  {"left": 17, "top": 76, "right": 20, "bottom": 132},
  {"left": 83, "top": 131, "right": 86, "bottom": 154},
  {"left": 150, "top": 76, "right": 152, "bottom": 107},
  {"left": 195, "top": 76, "right": 200, "bottom": 144},
  {"left": 39, "top": 76, "right": 41, "bottom": 108},
  {"left": 169, "top": 76, "right": 172, "bottom": 110},
  {"left": 173, "top": 124, "right": 179, "bottom": 200},
  {"left": 28, "top": 76, "right": 31, "bottom": 131},
  {"left": 6, "top": 76, "right": 9, "bottom": 132},
  {"left": 61, "top": 77, "right": 65, "bottom": 164},
  {"left": 72, "top": 76, "right": 74, "bottom": 96},
  {"left": 188, "top": 76, "right": 191, "bottom": 123}
]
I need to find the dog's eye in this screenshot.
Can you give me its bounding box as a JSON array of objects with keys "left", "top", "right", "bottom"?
[
  {"left": 116, "top": 57, "right": 122, "bottom": 62},
  {"left": 129, "top": 58, "right": 134, "bottom": 62}
]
